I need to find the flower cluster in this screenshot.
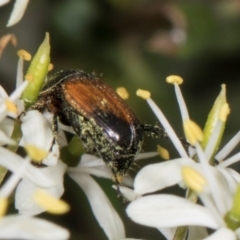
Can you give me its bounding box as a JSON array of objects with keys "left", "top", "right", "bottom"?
[{"left": 125, "top": 76, "right": 240, "bottom": 240}]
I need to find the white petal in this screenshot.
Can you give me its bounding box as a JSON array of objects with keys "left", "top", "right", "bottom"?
[
  {"left": 134, "top": 158, "right": 192, "bottom": 195},
  {"left": 68, "top": 166, "right": 111, "bottom": 179},
  {"left": 68, "top": 154, "right": 111, "bottom": 179},
  {"left": 7, "top": 0, "right": 29, "bottom": 27},
  {"left": 203, "top": 227, "right": 235, "bottom": 240},
  {"left": 69, "top": 173, "right": 125, "bottom": 239},
  {"left": 0, "top": 148, "right": 56, "bottom": 188},
  {"left": 0, "top": 129, "right": 15, "bottom": 145},
  {"left": 113, "top": 185, "right": 138, "bottom": 202},
  {"left": 0, "top": 85, "right": 8, "bottom": 99},
  {"left": 20, "top": 110, "right": 53, "bottom": 151},
  {"left": 0, "top": 0, "right": 10, "bottom": 7},
  {"left": 0, "top": 215, "right": 69, "bottom": 240},
  {"left": 15, "top": 161, "right": 66, "bottom": 215},
  {"left": 43, "top": 143, "right": 60, "bottom": 166},
  {"left": 79, "top": 154, "right": 105, "bottom": 167},
  {"left": 158, "top": 227, "right": 176, "bottom": 240},
  {"left": 126, "top": 194, "right": 219, "bottom": 229},
  {"left": 0, "top": 118, "right": 14, "bottom": 137},
  {"left": 188, "top": 226, "right": 208, "bottom": 240}
]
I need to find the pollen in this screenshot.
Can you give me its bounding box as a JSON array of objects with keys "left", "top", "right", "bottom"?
[
  {"left": 0, "top": 197, "right": 8, "bottom": 217},
  {"left": 166, "top": 75, "right": 183, "bottom": 85},
  {"left": 25, "top": 144, "right": 48, "bottom": 162},
  {"left": 157, "top": 145, "right": 170, "bottom": 160},
  {"left": 136, "top": 89, "right": 151, "bottom": 99},
  {"left": 5, "top": 99, "right": 17, "bottom": 114},
  {"left": 17, "top": 50, "right": 32, "bottom": 61},
  {"left": 24, "top": 73, "right": 34, "bottom": 82},
  {"left": 33, "top": 189, "right": 70, "bottom": 214},
  {"left": 219, "top": 103, "right": 230, "bottom": 122},
  {"left": 182, "top": 166, "right": 208, "bottom": 192},
  {"left": 184, "top": 119, "right": 204, "bottom": 145},
  {"left": 48, "top": 63, "right": 54, "bottom": 71},
  {"left": 116, "top": 87, "right": 129, "bottom": 99}
]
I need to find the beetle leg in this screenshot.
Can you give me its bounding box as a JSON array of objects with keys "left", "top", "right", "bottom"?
[
  {"left": 141, "top": 123, "right": 168, "bottom": 138},
  {"left": 51, "top": 114, "right": 59, "bottom": 146}
]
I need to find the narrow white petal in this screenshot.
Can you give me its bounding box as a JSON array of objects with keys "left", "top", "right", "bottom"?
[
  {"left": 0, "top": 129, "right": 15, "bottom": 145},
  {"left": 0, "top": 118, "right": 14, "bottom": 138},
  {"left": 188, "top": 226, "right": 209, "bottom": 240},
  {"left": 134, "top": 158, "right": 192, "bottom": 195},
  {"left": 79, "top": 154, "right": 105, "bottom": 167},
  {"left": 218, "top": 152, "right": 240, "bottom": 168},
  {"left": 126, "top": 195, "right": 219, "bottom": 229},
  {"left": 68, "top": 166, "right": 111, "bottom": 179},
  {"left": 215, "top": 130, "right": 240, "bottom": 161},
  {"left": 135, "top": 152, "right": 159, "bottom": 160},
  {"left": 15, "top": 161, "right": 66, "bottom": 215},
  {"left": 113, "top": 185, "right": 138, "bottom": 202},
  {"left": 7, "top": 0, "right": 29, "bottom": 27},
  {"left": 16, "top": 56, "right": 24, "bottom": 87},
  {"left": 203, "top": 227, "right": 235, "bottom": 240},
  {"left": 0, "top": 85, "right": 9, "bottom": 99},
  {"left": 0, "top": 0, "right": 10, "bottom": 7},
  {"left": 0, "top": 215, "right": 69, "bottom": 240},
  {"left": 0, "top": 148, "right": 56, "bottom": 187},
  {"left": 158, "top": 227, "right": 176, "bottom": 240},
  {"left": 69, "top": 173, "right": 125, "bottom": 239}
]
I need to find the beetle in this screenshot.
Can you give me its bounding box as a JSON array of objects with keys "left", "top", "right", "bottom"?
[{"left": 29, "top": 69, "right": 166, "bottom": 185}]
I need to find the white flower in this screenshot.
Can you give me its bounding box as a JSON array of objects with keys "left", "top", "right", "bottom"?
[
  {"left": 0, "top": 147, "right": 69, "bottom": 239},
  {"left": 0, "top": 0, "right": 30, "bottom": 27},
  {"left": 126, "top": 77, "right": 240, "bottom": 239}
]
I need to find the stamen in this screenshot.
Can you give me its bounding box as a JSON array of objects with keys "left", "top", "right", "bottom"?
[
  {"left": 166, "top": 75, "right": 183, "bottom": 85},
  {"left": 184, "top": 119, "right": 203, "bottom": 145},
  {"left": 157, "top": 145, "right": 170, "bottom": 160},
  {"left": 219, "top": 103, "right": 230, "bottom": 122},
  {"left": 5, "top": 99, "right": 17, "bottom": 114},
  {"left": 17, "top": 49, "right": 31, "bottom": 61},
  {"left": 146, "top": 98, "right": 188, "bottom": 157},
  {"left": 48, "top": 63, "right": 53, "bottom": 71},
  {"left": 25, "top": 144, "right": 48, "bottom": 162},
  {"left": 25, "top": 73, "right": 34, "bottom": 82},
  {"left": 136, "top": 89, "right": 151, "bottom": 99},
  {"left": 0, "top": 198, "right": 8, "bottom": 217},
  {"left": 33, "top": 190, "right": 70, "bottom": 214},
  {"left": 182, "top": 166, "right": 207, "bottom": 192},
  {"left": 116, "top": 87, "right": 129, "bottom": 99}
]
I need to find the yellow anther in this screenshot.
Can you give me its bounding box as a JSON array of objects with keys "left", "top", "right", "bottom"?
[
  {"left": 48, "top": 63, "right": 54, "bottom": 71},
  {"left": 182, "top": 166, "right": 208, "bottom": 192},
  {"left": 25, "top": 144, "right": 48, "bottom": 162},
  {"left": 5, "top": 100, "right": 17, "bottom": 114},
  {"left": 25, "top": 73, "right": 34, "bottom": 82},
  {"left": 184, "top": 119, "right": 204, "bottom": 145},
  {"left": 157, "top": 145, "right": 170, "bottom": 160},
  {"left": 136, "top": 89, "right": 151, "bottom": 99},
  {"left": 116, "top": 174, "right": 123, "bottom": 184},
  {"left": 17, "top": 50, "right": 32, "bottom": 61},
  {"left": 0, "top": 198, "right": 8, "bottom": 217},
  {"left": 33, "top": 190, "right": 70, "bottom": 214},
  {"left": 116, "top": 87, "right": 129, "bottom": 99},
  {"left": 219, "top": 103, "right": 230, "bottom": 122},
  {"left": 166, "top": 75, "right": 183, "bottom": 85}
]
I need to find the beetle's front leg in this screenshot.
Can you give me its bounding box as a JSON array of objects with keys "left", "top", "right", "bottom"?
[{"left": 141, "top": 124, "right": 167, "bottom": 138}]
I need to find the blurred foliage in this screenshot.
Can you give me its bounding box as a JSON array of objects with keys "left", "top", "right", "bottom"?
[{"left": 1, "top": 0, "right": 240, "bottom": 239}]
